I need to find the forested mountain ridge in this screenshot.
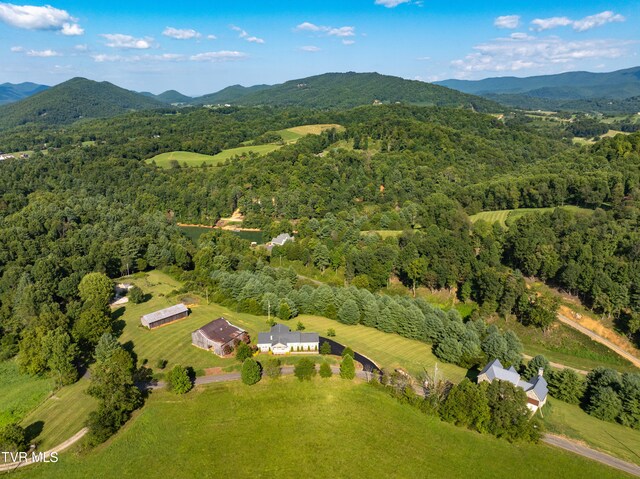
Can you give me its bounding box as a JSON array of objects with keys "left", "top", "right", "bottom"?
[
  {"left": 0, "top": 82, "right": 49, "bottom": 105},
  {"left": 191, "top": 72, "right": 501, "bottom": 111},
  {"left": 436, "top": 66, "right": 640, "bottom": 100},
  {"left": 0, "top": 77, "right": 165, "bottom": 131}
]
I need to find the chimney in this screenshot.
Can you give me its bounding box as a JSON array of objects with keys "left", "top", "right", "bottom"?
[{"left": 538, "top": 368, "right": 544, "bottom": 377}]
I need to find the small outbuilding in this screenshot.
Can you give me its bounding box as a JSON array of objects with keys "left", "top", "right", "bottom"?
[
  {"left": 192, "top": 317, "right": 250, "bottom": 356},
  {"left": 141, "top": 304, "right": 189, "bottom": 329}
]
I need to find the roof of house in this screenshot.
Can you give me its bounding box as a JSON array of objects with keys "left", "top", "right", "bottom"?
[
  {"left": 195, "top": 317, "right": 247, "bottom": 344},
  {"left": 257, "top": 323, "right": 319, "bottom": 346},
  {"left": 271, "top": 233, "right": 294, "bottom": 246},
  {"left": 479, "top": 358, "right": 548, "bottom": 402},
  {"left": 141, "top": 303, "right": 188, "bottom": 324}
]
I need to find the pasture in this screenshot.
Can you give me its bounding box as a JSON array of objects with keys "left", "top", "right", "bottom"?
[
  {"left": 18, "top": 379, "right": 628, "bottom": 479},
  {"left": 145, "top": 150, "right": 223, "bottom": 168},
  {"left": 0, "top": 360, "right": 53, "bottom": 428},
  {"left": 543, "top": 398, "right": 640, "bottom": 466},
  {"left": 470, "top": 205, "right": 592, "bottom": 228}
]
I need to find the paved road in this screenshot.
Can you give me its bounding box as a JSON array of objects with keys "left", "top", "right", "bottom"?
[
  {"left": 557, "top": 313, "right": 640, "bottom": 368},
  {"left": 522, "top": 353, "right": 588, "bottom": 375},
  {"left": 543, "top": 434, "right": 640, "bottom": 477}
]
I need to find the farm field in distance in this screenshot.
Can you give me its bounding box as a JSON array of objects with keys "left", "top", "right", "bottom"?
[
  {"left": 469, "top": 205, "right": 593, "bottom": 228},
  {"left": 146, "top": 123, "right": 343, "bottom": 168},
  {"left": 14, "top": 379, "right": 629, "bottom": 479}
]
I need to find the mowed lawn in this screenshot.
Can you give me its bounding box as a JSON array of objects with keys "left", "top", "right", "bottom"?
[
  {"left": 470, "top": 205, "right": 592, "bottom": 228},
  {"left": 145, "top": 151, "right": 223, "bottom": 168},
  {"left": 543, "top": 398, "right": 640, "bottom": 466},
  {"left": 117, "top": 270, "right": 465, "bottom": 380},
  {"left": 20, "top": 378, "right": 97, "bottom": 451},
  {"left": 0, "top": 360, "right": 53, "bottom": 427},
  {"left": 18, "top": 379, "right": 628, "bottom": 479}
]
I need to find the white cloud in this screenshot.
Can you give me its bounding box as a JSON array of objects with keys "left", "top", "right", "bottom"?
[
  {"left": 342, "top": 39, "right": 355, "bottom": 45},
  {"left": 0, "top": 3, "right": 83, "bottom": 35},
  {"left": 300, "top": 45, "right": 321, "bottom": 52},
  {"left": 416, "top": 56, "right": 430, "bottom": 61},
  {"left": 207, "top": 34, "right": 217, "bottom": 40},
  {"left": 189, "top": 50, "right": 247, "bottom": 61},
  {"left": 101, "top": 33, "right": 153, "bottom": 49},
  {"left": 230, "top": 25, "right": 264, "bottom": 44},
  {"left": 92, "top": 53, "right": 186, "bottom": 63},
  {"left": 573, "top": 11, "right": 625, "bottom": 32},
  {"left": 494, "top": 15, "right": 520, "bottom": 29},
  {"left": 294, "top": 22, "right": 355, "bottom": 38},
  {"left": 451, "top": 34, "right": 633, "bottom": 75},
  {"left": 74, "top": 44, "right": 88, "bottom": 51},
  {"left": 374, "top": 0, "right": 411, "bottom": 7},
  {"left": 531, "top": 11, "right": 625, "bottom": 32},
  {"left": 163, "top": 27, "right": 201, "bottom": 40},
  {"left": 10, "top": 45, "right": 23, "bottom": 52},
  {"left": 26, "top": 49, "right": 61, "bottom": 57},
  {"left": 61, "top": 22, "right": 83, "bottom": 36}
]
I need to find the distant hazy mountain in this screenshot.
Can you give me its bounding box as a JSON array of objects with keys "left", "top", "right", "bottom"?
[
  {"left": 156, "top": 90, "right": 192, "bottom": 104},
  {"left": 0, "top": 77, "right": 165, "bottom": 130},
  {"left": 192, "top": 72, "right": 500, "bottom": 111},
  {"left": 436, "top": 67, "right": 640, "bottom": 100},
  {"left": 0, "top": 82, "right": 49, "bottom": 105}
]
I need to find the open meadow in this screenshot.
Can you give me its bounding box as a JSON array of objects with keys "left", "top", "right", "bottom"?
[
  {"left": 16, "top": 379, "right": 629, "bottom": 479},
  {"left": 470, "top": 205, "right": 593, "bottom": 228}
]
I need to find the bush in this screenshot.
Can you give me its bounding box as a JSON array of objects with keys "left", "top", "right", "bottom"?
[
  {"left": 241, "top": 358, "right": 262, "bottom": 385},
  {"left": 320, "top": 341, "right": 332, "bottom": 355},
  {"left": 235, "top": 342, "right": 253, "bottom": 362},
  {"left": 0, "top": 423, "right": 27, "bottom": 452},
  {"left": 296, "top": 321, "right": 306, "bottom": 331},
  {"left": 155, "top": 358, "right": 168, "bottom": 370},
  {"left": 167, "top": 365, "right": 192, "bottom": 394},
  {"left": 341, "top": 346, "right": 354, "bottom": 358},
  {"left": 319, "top": 362, "right": 333, "bottom": 378},
  {"left": 340, "top": 355, "right": 356, "bottom": 380},
  {"left": 327, "top": 328, "right": 336, "bottom": 337},
  {"left": 294, "top": 358, "right": 316, "bottom": 381},
  {"left": 264, "top": 358, "right": 282, "bottom": 379},
  {"left": 128, "top": 285, "right": 144, "bottom": 304}
]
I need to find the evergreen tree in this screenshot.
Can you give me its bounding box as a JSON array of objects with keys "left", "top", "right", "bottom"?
[
  {"left": 320, "top": 341, "right": 332, "bottom": 355},
  {"left": 167, "top": 365, "right": 192, "bottom": 394},
  {"left": 319, "top": 361, "right": 333, "bottom": 378},
  {"left": 235, "top": 341, "right": 253, "bottom": 362},
  {"left": 337, "top": 299, "right": 360, "bottom": 325},
  {"left": 548, "top": 369, "right": 585, "bottom": 405},
  {"left": 241, "top": 358, "right": 262, "bottom": 385},
  {"left": 340, "top": 354, "right": 356, "bottom": 379}
]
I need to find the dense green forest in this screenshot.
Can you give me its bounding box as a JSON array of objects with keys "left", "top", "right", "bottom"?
[{"left": 1, "top": 99, "right": 640, "bottom": 443}]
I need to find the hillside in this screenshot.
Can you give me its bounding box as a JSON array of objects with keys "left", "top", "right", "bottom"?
[
  {"left": 0, "top": 82, "right": 48, "bottom": 105},
  {"left": 15, "top": 380, "right": 627, "bottom": 479},
  {"left": 436, "top": 67, "right": 640, "bottom": 100},
  {"left": 192, "top": 83, "right": 270, "bottom": 105},
  {"left": 0, "top": 77, "right": 165, "bottom": 130},
  {"left": 193, "top": 72, "right": 501, "bottom": 111},
  {"left": 156, "top": 90, "right": 192, "bottom": 104}
]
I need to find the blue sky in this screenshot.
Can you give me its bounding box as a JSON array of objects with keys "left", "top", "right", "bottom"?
[{"left": 1, "top": 0, "right": 638, "bottom": 95}]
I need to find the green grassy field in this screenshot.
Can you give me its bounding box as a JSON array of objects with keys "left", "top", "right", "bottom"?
[
  {"left": 19, "top": 378, "right": 97, "bottom": 450},
  {"left": 114, "top": 270, "right": 465, "bottom": 381},
  {"left": 17, "top": 379, "right": 628, "bottom": 479},
  {"left": 145, "top": 150, "right": 224, "bottom": 168},
  {"left": 543, "top": 398, "right": 640, "bottom": 466},
  {"left": 470, "top": 205, "right": 592, "bottom": 228},
  {"left": 361, "top": 230, "right": 404, "bottom": 238},
  {"left": 0, "top": 360, "right": 53, "bottom": 428},
  {"left": 489, "top": 316, "right": 636, "bottom": 373}
]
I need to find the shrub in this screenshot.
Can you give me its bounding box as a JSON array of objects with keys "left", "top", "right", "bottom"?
[
  {"left": 264, "top": 358, "right": 282, "bottom": 379},
  {"left": 319, "top": 362, "right": 333, "bottom": 378},
  {"left": 294, "top": 358, "right": 316, "bottom": 381},
  {"left": 128, "top": 285, "right": 144, "bottom": 304},
  {"left": 340, "top": 355, "right": 355, "bottom": 380},
  {"left": 235, "top": 342, "right": 253, "bottom": 362},
  {"left": 241, "top": 358, "right": 262, "bottom": 385},
  {"left": 0, "top": 423, "right": 27, "bottom": 452},
  {"left": 320, "top": 341, "right": 332, "bottom": 355},
  {"left": 156, "top": 358, "right": 168, "bottom": 370},
  {"left": 167, "top": 365, "right": 192, "bottom": 394}
]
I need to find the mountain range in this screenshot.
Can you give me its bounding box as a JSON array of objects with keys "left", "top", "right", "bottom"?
[{"left": 0, "top": 82, "right": 49, "bottom": 106}]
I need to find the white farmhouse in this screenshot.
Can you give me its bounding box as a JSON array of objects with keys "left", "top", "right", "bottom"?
[
  {"left": 477, "top": 359, "right": 548, "bottom": 413},
  {"left": 257, "top": 323, "right": 319, "bottom": 355}
]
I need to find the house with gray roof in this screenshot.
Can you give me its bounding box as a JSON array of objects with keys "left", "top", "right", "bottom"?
[
  {"left": 141, "top": 304, "right": 189, "bottom": 329},
  {"left": 257, "top": 323, "right": 319, "bottom": 355},
  {"left": 477, "top": 359, "right": 548, "bottom": 413}
]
